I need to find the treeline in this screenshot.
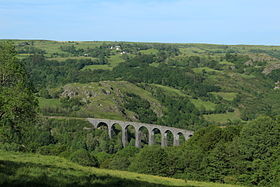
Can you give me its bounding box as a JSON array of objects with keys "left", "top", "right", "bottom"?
[
  {"left": 23, "top": 53, "right": 220, "bottom": 97},
  {"left": 140, "top": 85, "right": 207, "bottom": 129},
  {"left": 60, "top": 45, "right": 111, "bottom": 58},
  {"left": 23, "top": 55, "right": 108, "bottom": 88},
  {"left": 1, "top": 116, "right": 278, "bottom": 187}
]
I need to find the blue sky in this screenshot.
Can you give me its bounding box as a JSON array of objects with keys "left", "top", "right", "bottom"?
[{"left": 0, "top": 0, "right": 279, "bottom": 45}]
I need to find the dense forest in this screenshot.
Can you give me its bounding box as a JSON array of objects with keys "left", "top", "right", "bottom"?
[{"left": 0, "top": 41, "right": 280, "bottom": 186}]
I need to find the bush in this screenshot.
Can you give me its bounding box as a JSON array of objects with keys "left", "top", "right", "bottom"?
[
  {"left": 128, "top": 146, "right": 170, "bottom": 176},
  {"left": 37, "top": 144, "right": 67, "bottom": 156},
  {"left": 0, "top": 143, "right": 22, "bottom": 152},
  {"left": 109, "top": 146, "right": 139, "bottom": 170},
  {"left": 69, "top": 149, "right": 99, "bottom": 167},
  {"left": 93, "top": 151, "right": 112, "bottom": 168}
]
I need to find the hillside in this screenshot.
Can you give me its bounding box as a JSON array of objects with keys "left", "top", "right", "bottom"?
[
  {"left": 39, "top": 81, "right": 164, "bottom": 121},
  {"left": 0, "top": 150, "right": 244, "bottom": 187},
  {"left": 6, "top": 39, "right": 280, "bottom": 126}
]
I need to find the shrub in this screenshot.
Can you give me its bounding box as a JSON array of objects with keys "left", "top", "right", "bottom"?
[
  {"left": 37, "top": 144, "right": 67, "bottom": 156},
  {"left": 69, "top": 149, "right": 99, "bottom": 167},
  {"left": 109, "top": 146, "right": 139, "bottom": 170},
  {"left": 128, "top": 146, "right": 170, "bottom": 176},
  {"left": 0, "top": 143, "right": 22, "bottom": 152}
]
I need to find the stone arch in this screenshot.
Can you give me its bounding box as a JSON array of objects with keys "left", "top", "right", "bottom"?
[
  {"left": 96, "top": 122, "right": 111, "bottom": 139},
  {"left": 111, "top": 123, "right": 122, "bottom": 142},
  {"left": 176, "top": 132, "right": 186, "bottom": 146},
  {"left": 122, "top": 124, "right": 137, "bottom": 147},
  {"left": 162, "top": 130, "right": 174, "bottom": 147},
  {"left": 136, "top": 126, "right": 149, "bottom": 148},
  {"left": 150, "top": 127, "right": 161, "bottom": 146},
  {"left": 97, "top": 122, "right": 109, "bottom": 129},
  {"left": 111, "top": 123, "right": 122, "bottom": 136}
]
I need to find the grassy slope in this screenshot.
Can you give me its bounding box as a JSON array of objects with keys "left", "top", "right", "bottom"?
[
  {"left": 151, "top": 84, "right": 217, "bottom": 111},
  {"left": 203, "top": 109, "right": 241, "bottom": 124},
  {"left": 82, "top": 54, "right": 125, "bottom": 71},
  {"left": 39, "top": 82, "right": 221, "bottom": 121},
  {"left": 40, "top": 81, "right": 164, "bottom": 120},
  {"left": 38, "top": 97, "right": 62, "bottom": 108},
  {"left": 210, "top": 92, "right": 237, "bottom": 102},
  {"left": 0, "top": 151, "right": 244, "bottom": 187}
]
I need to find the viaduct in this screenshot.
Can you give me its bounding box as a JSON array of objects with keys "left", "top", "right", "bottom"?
[{"left": 87, "top": 118, "right": 194, "bottom": 148}]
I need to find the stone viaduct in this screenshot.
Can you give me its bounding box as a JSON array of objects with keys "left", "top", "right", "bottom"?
[{"left": 87, "top": 118, "right": 194, "bottom": 148}]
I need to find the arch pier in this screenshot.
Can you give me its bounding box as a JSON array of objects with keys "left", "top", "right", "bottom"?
[{"left": 87, "top": 118, "right": 194, "bottom": 148}]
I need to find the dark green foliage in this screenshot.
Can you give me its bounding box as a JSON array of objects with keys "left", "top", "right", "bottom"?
[
  {"left": 214, "top": 104, "right": 234, "bottom": 114},
  {"left": 144, "top": 85, "right": 207, "bottom": 130},
  {"left": 268, "top": 69, "right": 280, "bottom": 82},
  {"left": 250, "top": 48, "right": 280, "bottom": 59},
  {"left": 23, "top": 52, "right": 219, "bottom": 98},
  {"left": 60, "top": 97, "right": 84, "bottom": 112},
  {"left": 38, "top": 144, "right": 67, "bottom": 156},
  {"left": 16, "top": 44, "right": 46, "bottom": 54},
  {"left": 233, "top": 116, "right": 280, "bottom": 186},
  {"left": 38, "top": 88, "right": 51, "bottom": 99},
  {"left": 0, "top": 42, "right": 38, "bottom": 144},
  {"left": 158, "top": 96, "right": 205, "bottom": 130},
  {"left": 124, "top": 93, "right": 157, "bottom": 123},
  {"left": 238, "top": 116, "right": 280, "bottom": 161},
  {"left": 43, "top": 119, "right": 123, "bottom": 154},
  {"left": 109, "top": 146, "right": 140, "bottom": 170},
  {"left": 129, "top": 146, "right": 171, "bottom": 176},
  {"left": 93, "top": 152, "right": 112, "bottom": 168},
  {"left": 70, "top": 149, "right": 99, "bottom": 167},
  {"left": 166, "top": 55, "right": 221, "bottom": 70},
  {"left": 170, "top": 117, "right": 280, "bottom": 186},
  {"left": 23, "top": 54, "right": 107, "bottom": 89},
  {"left": 224, "top": 53, "right": 250, "bottom": 73}
]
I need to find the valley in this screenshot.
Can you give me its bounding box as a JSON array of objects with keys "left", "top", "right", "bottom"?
[{"left": 1, "top": 40, "right": 279, "bottom": 186}]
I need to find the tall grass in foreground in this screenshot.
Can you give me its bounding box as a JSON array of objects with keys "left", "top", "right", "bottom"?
[{"left": 0, "top": 151, "right": 245, "bottom": 187}]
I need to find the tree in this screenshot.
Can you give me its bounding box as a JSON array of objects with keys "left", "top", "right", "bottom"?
[
  {"left": 109, "top": 146, "right": 139, "bottom": 170},
  {"left": 0, "top": 42, "right": 38, "bottom": 144},
  {"left": 238, "top": 116, "right": 280, "bottom": 161},
  {"left": 128, "top": 146, "right": 171, "bottom": 176},
  {"left": 235, "top": 116, "right": 280, "bottom": 186},
  {"left": 70, "top": 149, "right": 99, "bottom": 167}
]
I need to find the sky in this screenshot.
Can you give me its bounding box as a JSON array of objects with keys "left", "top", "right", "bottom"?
[{"left": 0, "top": 0, "right": 279, "bottom": 45}]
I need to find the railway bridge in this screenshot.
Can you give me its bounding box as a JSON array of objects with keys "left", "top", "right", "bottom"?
[{"left": 87, "top": 118, "right": 194, "bottom": 148}]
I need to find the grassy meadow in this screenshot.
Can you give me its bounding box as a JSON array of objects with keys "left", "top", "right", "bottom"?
[{"left": 0, "top": 151, "right": 245, "bottom": 187}]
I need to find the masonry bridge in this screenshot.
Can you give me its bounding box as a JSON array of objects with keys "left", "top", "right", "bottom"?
[{"left": 87, "top": 118, "right": 194, "bottom": 148}]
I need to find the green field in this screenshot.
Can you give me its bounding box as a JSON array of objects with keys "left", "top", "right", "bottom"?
[
  {"left": 140, "top": 48, "right": 159, "bottom": 54},
  {"left": 0, "top": 151, "right": 244, "bottom": 187},
  {"left": 151, "top": 84, "right": 186, "bottom": 96},
  {"left": 192, "top": 67, "right": 222, "bottom": 73},
  {"left": 203, "top": 109, "right": 241, "bottom": 124},
  {"left": 210, "top": 92, "right": 238, "bottom": 101},
  {"left": 190, "top": 99, "right": 217, "bottom": 111},
  {"left": 38, "top": 97, "right": 61, "bottom": 108},
  {"left": 82, "top": 64, "right": 113, "bottom": 70},
  {"left": 82, "top": 54, "right": 125, "bottom": 70},
  {"left": 48, "top": 56, "right": 98, "bottom": 62}
]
